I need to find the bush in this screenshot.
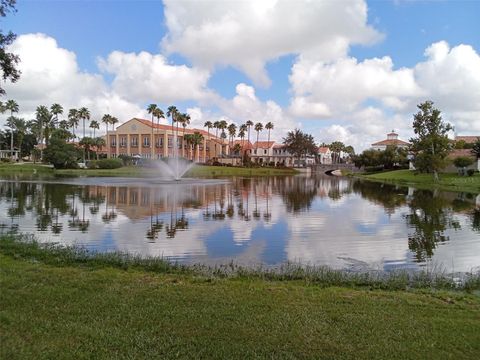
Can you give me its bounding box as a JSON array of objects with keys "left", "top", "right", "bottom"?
[
  {"left": 87, "top": 160, "right": 98, "bottom": 169},
  {"left": 96, "top": 158, "right": 123, "bottom": 169},
  {"left": 0, "top": 158, "right": 12, "bottom": 163},
  {"left": 467, "top": 169, "right": 475, "bottom": 177},
  {"left": 453, "top": 156, "right": 474, "bottom": 169}
]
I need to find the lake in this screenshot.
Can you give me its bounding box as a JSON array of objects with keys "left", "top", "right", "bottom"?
[{"left": 1, "top": 174, "right": 479, "bottom": 272}]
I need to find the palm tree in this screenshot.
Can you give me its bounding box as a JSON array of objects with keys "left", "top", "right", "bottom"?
[
  {"left": 35, "top": 105, "right": 50, "bottom": 160},
  {"left": 246, "top": 120, "right": 254, "bottom": 147},
  {"left": 254, "top": 122, "right": 263, "bottom": 154},
  {"left": 5, "top": 100, "right": 19, "bottom": 159},
  {"left": 167, "top": 106, "right": 178, "bottom": 156},
  {"left": 218, "top": 120, "right": 228, "bottom": 155},
  {"left": 101, "top": 114, "right": 112, "bottom": 158},
  {"left": 191, "top": 132, "right": 204, "bottom": 162},
  {"left": 89, "top": 120, "right": 100, "bottom": 138},
  {"left": 50, "top": 103, "right": 63, "bottom": 128},
  {"left": 265, "top": 121, "right": 274, "bottom": 165},
  {"left": 78, "top": 107, "right": 90, "bottom": 162},
  {"left": 228, "top": 123, "right": 237, "bottom": 150},
  {"left": 153, "top": 107, "right": 165, "bottom": 156},
  {"left": 147, "top": 104, "right": 158, "bottom": 158},
  {"left": 94, "top": 137, "right": 106, "bottom": 160},
  {"left": 182, "top": 113, "right": 190, "bottom": 157},
  {"left": 59, "top": 120, "right": 70, "bottom": 131},
  {"left": 68, "top": 108, "right": 79, "bottom": 141},
  {"left": 12, "top": 117, "right": 26, "bottom": 158},
  {"left": 110, "top": 116, "right": 118, "bottom": 131}
]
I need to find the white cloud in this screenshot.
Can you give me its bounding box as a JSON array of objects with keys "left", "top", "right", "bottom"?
[
  {"left": 98, "top": 51, "right": 216, "bottom": 104},
  {"left": 3, "top": 33, "right": 144, "bottom": 125},
  {"left": 161, "top": 0, "right": 382, "bottom": 87}
]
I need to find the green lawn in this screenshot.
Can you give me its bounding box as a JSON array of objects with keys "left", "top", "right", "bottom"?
[
  {"left": 0, "top": 163, "right": 297, "bottom": 178},
  {"left": 1, "top": 237, "right": 480, "bottom": 359},
  {"left": 361, "top": 169, "right": 480, "bottom": 194}
]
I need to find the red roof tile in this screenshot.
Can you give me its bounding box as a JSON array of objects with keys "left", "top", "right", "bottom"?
[
  {"left": 133, "top": 118, "right": 224, "bottom": 141},
  {"left": 455, "top": 136, "right": 480, "bottom": 144},
  {"left": 318, "top": 146, "right": 330, "bottom": 154},
  {"left": 371, "top": 139, "right": 409, "bottom": 146},
  {"left": 253, "top": 141, "right": 275, "bottom": 149}
]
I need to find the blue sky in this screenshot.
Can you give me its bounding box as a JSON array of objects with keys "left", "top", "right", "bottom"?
[{"left": 3, "top": 0, "right": 480, "bottom": 150}]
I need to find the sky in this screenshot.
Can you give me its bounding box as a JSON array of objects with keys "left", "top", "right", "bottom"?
[{"left": 2, "top": 0, "right": 480, "bottom": 151}]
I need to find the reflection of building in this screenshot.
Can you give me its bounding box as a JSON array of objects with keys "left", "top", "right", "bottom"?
[
  {"left": 371, "top": 131, "right": 409, "bottom": 151},
  {"left": 100, "top": 118, "right": 228, "bottom": 161}
]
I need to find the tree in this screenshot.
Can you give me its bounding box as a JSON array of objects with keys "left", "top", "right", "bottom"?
[
  {"left": 68, "top": 108, "right": 79, "bottom": 141},
  {"left": 265, "top": 121, "right": 274, "bottom": 165},
  {"left": 11, "top": 116, "right": 25, "bottom": 157},
  {"left": 246, "top": 120, "right": 253, "bottom": 146},
  {"left": 0, "top": 0, "right": 20, "bottom": 95},
  {"left": 167, "top": 106, "right": 178, "bottom": 154},
  {"left": 471, "top": 138, "right": 480, "bottom": 159},
  {"left": 329, "top": 141, "right": 345, "bottom": 164},
  {"left": 50, "top": 103, "right": 63, "bottom": 127},
  {"left": 43, "top": 130, "right": 80, "bottom": 169},
  {"left": 227, "top": 123, "right": 237, "bottom": 149},
  {"left": 147, "top": 104, "right": 158, "bottom": 158},
  {"left": 79, "top": 137, "right": 94, "bottom": 161},
  {"left": 93, "top": 137, "right": 105, "bottom": 160},
  {"left": 5, "top": 99, "right": 18, "bottom": 158},
  {"left": 410, "top": 101, "right": 452, "bottom": 182},
  {"left": 283, "top": 129, "right": 317, "bottom": 167},
  {"left": 153, "top": 107, "right": 164, "bottom": 155},
  {"left": 180, "top": 113, "right": 191, "bottom": 157},
  {"left": 254, "top": 122, "right": 263, "bottom": 152},
  {"left": 101, "top": 114, "right": 112, "bottom": 158},
  {"left": 89, "top": 120, "right": 99, "bottom": 138},
  {"left": 77, "top": 107, "right": 90, "bottom": 162},
  {"left": 453, "top": 156, "right": 474, "bottom": 176},
  {"left": 191, "top": 132, "right": 204, "bottom": 162}
]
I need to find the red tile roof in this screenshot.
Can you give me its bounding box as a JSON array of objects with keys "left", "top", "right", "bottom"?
[
  {"left": 318, "top": 146, "right": 330, "bottom": 154},
  {"left": 253, "top": 141, "right": 275, "bottom": 149},
  {"left": 232, "top": 140, "right": 253, "bottom": 149},
  {"left": 455, "top": 136, "right": 479, "bottom": 144},
  {"left": 273, "top": 144, "right": 286, "bottom": 149},
  {"left": 448, "top": 149, "right": 476, "bottom": 159},
  {"left": 371, "top": 139, "right": 410, "bottom": 146}
]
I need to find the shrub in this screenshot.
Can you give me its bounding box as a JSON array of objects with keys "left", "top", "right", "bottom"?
[
  {"left": 96, "top": 158, "right": 123, "bottom": 169},
  {"left": 0, "top": 158, "right": 12, "bottom": 163},
  {"left": 467, "top": 169, "right": 475, "bottom": 177},
  {"left": 453, "top": 156, "right": 474, "bottom": 169},
  {"left": 87, "top": 160, "right": 98, "bottom": 169}
]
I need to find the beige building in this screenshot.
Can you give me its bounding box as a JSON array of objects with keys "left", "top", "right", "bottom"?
[
  {"left": 99, "top": 118, "right": 228, "bottom": 162},
  {"left": 371, "top": 131, "right": 410, "bottom": 151}
]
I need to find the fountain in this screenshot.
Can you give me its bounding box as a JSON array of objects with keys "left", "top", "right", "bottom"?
[{"left": 154, "top": 130, "right": 195, "bottom": 180}]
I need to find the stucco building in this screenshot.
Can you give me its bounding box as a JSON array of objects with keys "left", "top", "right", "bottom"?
[
  {"left": 100, "top": 118, "right": 228, "bottom": 162},
  {"left": 371, "top": 131, "right": 410, "bottom": 151}
]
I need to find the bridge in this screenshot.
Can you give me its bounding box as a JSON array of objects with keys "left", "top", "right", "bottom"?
[{"left": 312, "top": 163, "right": 361, "bottom": 175}]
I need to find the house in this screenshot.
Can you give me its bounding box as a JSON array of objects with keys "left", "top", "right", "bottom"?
[
  {"left": 250, "top": 141, "right": 276, "bottom": 164},
  {"left": 317, "top": 147, "right": 332, "bottom": 164},
  {"left": 271, "top": 144, "right": 315, "bottom": 167},
  {"left": 98, "top": 118, "right": 228, "bottom": 162},
  {"left": 371, "top": 131, "right": 409, "bottom": 151}
]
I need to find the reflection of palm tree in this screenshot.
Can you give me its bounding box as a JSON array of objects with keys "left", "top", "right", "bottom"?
[
  {"left": 253, "top": 182, "right": 260, "bottom": 219},
  {"left": 264, "top": 178, "right": 271, "bottom": 221},
  {"left": 51, "top": 208, "right": 63, "bottom": 234}
]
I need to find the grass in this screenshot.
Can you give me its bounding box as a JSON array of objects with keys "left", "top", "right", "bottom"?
[
  {"left": 0, "top": 163, "right": 297, "bottom": 178},
  {"left": 360, "top": 169, "right": 480, "bottom": 194},
  {"left": 1, "top": 236, "right": 479, "bottom": 359}
]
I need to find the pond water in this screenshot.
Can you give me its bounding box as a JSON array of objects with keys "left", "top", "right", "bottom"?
[{"left": 1, "top": 175, "right": 479, "bottom": 272}]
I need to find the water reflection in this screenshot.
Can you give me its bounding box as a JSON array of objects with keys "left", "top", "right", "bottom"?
[{"left": 0, "top": 175, "right": 479, "bottom": 271}]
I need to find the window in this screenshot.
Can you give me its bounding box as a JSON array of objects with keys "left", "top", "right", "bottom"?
[
  {"left": 168, "top": 137, "right": 172, "bottom": 148},
  {"left": 143, "top": 136, "right": 150, "bottom": 147},
  {"left": 264, "top": 149, "right": 267, "bottom": 154},
  {"left": 120, "top": 137, "right": 126, "bottom": 147},
  {"left": 110, "top": 136, "right": 116, "bottom": 147},
  {"left": 156, "top": 137, "right": 163, "bottom": 147},
  {"left": 131, "top": 136, "right": 138, "bottom": 147}
]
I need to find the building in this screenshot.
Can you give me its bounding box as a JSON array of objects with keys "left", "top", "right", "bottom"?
[
  {"left": 99, "top": 118, "right": 228, "bottom": 162},
  {"left": 317, "top": 147, "right": 332, "bottom": 164},
  {"left": 371, "top": 131, "right": 410, "bottom": 151},
  {"left": 454, "top": 135, "right": 479, "bottom": 145},
  {"left": 250, "top": 141, "right": 276, "bottom": 164}
]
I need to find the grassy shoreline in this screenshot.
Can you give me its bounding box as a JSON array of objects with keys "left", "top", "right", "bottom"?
[
  {"left": 1, "top": 235, "right": 480, "bottom": 359},
  {"left": 359, "top": 169, "right": 480, "bottom": 194},
  {"left": 0, "top": 163, "right": 298, "bottom": 177}
]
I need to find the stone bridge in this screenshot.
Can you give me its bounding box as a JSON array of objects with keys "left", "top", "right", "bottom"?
[{"left": 312, "top": 163, "right": 361, "bottom": 174}]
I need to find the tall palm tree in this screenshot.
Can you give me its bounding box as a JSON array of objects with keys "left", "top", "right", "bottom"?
[
  {"left": 265, "top": 121, "right": 274, "bottom": 165},
  {"left": 101, "top": 114, "right": 112, "bottom": 158},
  {"left": 213, "top": 121, "right": 220, "bottom": 138},
  {"left": 68, "top": 108, "right": 79, "bottom": 141},
  {"left": 5, "top": 100, "right": 19, "bottom": 159},
  {"left": 254, "top": 122, "right": 263, "bottom": 152},
  {"left": 246, "top": 120, "right": 253, "bottom": 147},
  {"left": 153, "top": 107, "right": 164, "bottom": 156},
  {"left": 183, "top": 134, "right": 193, "bottom": 160},
  {"left": 147, "top": 104, "right": 158, "bottom": 158},
  {"left": 12, "top": 117, "right": 26, "bottom": 158},
  {"left": 78, "top": 107, "right": 91, "bottom": 162},
  {"left": 110, "top": 116, "right": 118, "bottom": 131},
  {"left": 35, "top": 105, "right": 50, "bottom": 160},
  {"left": 227, "top": 123, "right": 237, "bottom": 150},
  {"left": 181, "top": 113, "right": 190, "bottom": 157},
  {"left": 50, "top": 103, "right": 63, "bottom": 128},
  {"left": 218, "top": 120, "right": 228, "bottom": 155},
  {"left": 59, "top": 120, "right": 70, "bottom": 131},
  {"left": 167, "top": 106, "right": 178, "bottom": 156},
  {"left": 89, "top": 120, "right": 100, "bottom": 138},
  {"left": 191, "top": 132, "right": 204, "bottom": 163},
  {"left": 94, "top": 137, "right": 106, "bottom": 160},
  {"left": 204, "top": 121, "right": 213, "bottom": 159}
]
